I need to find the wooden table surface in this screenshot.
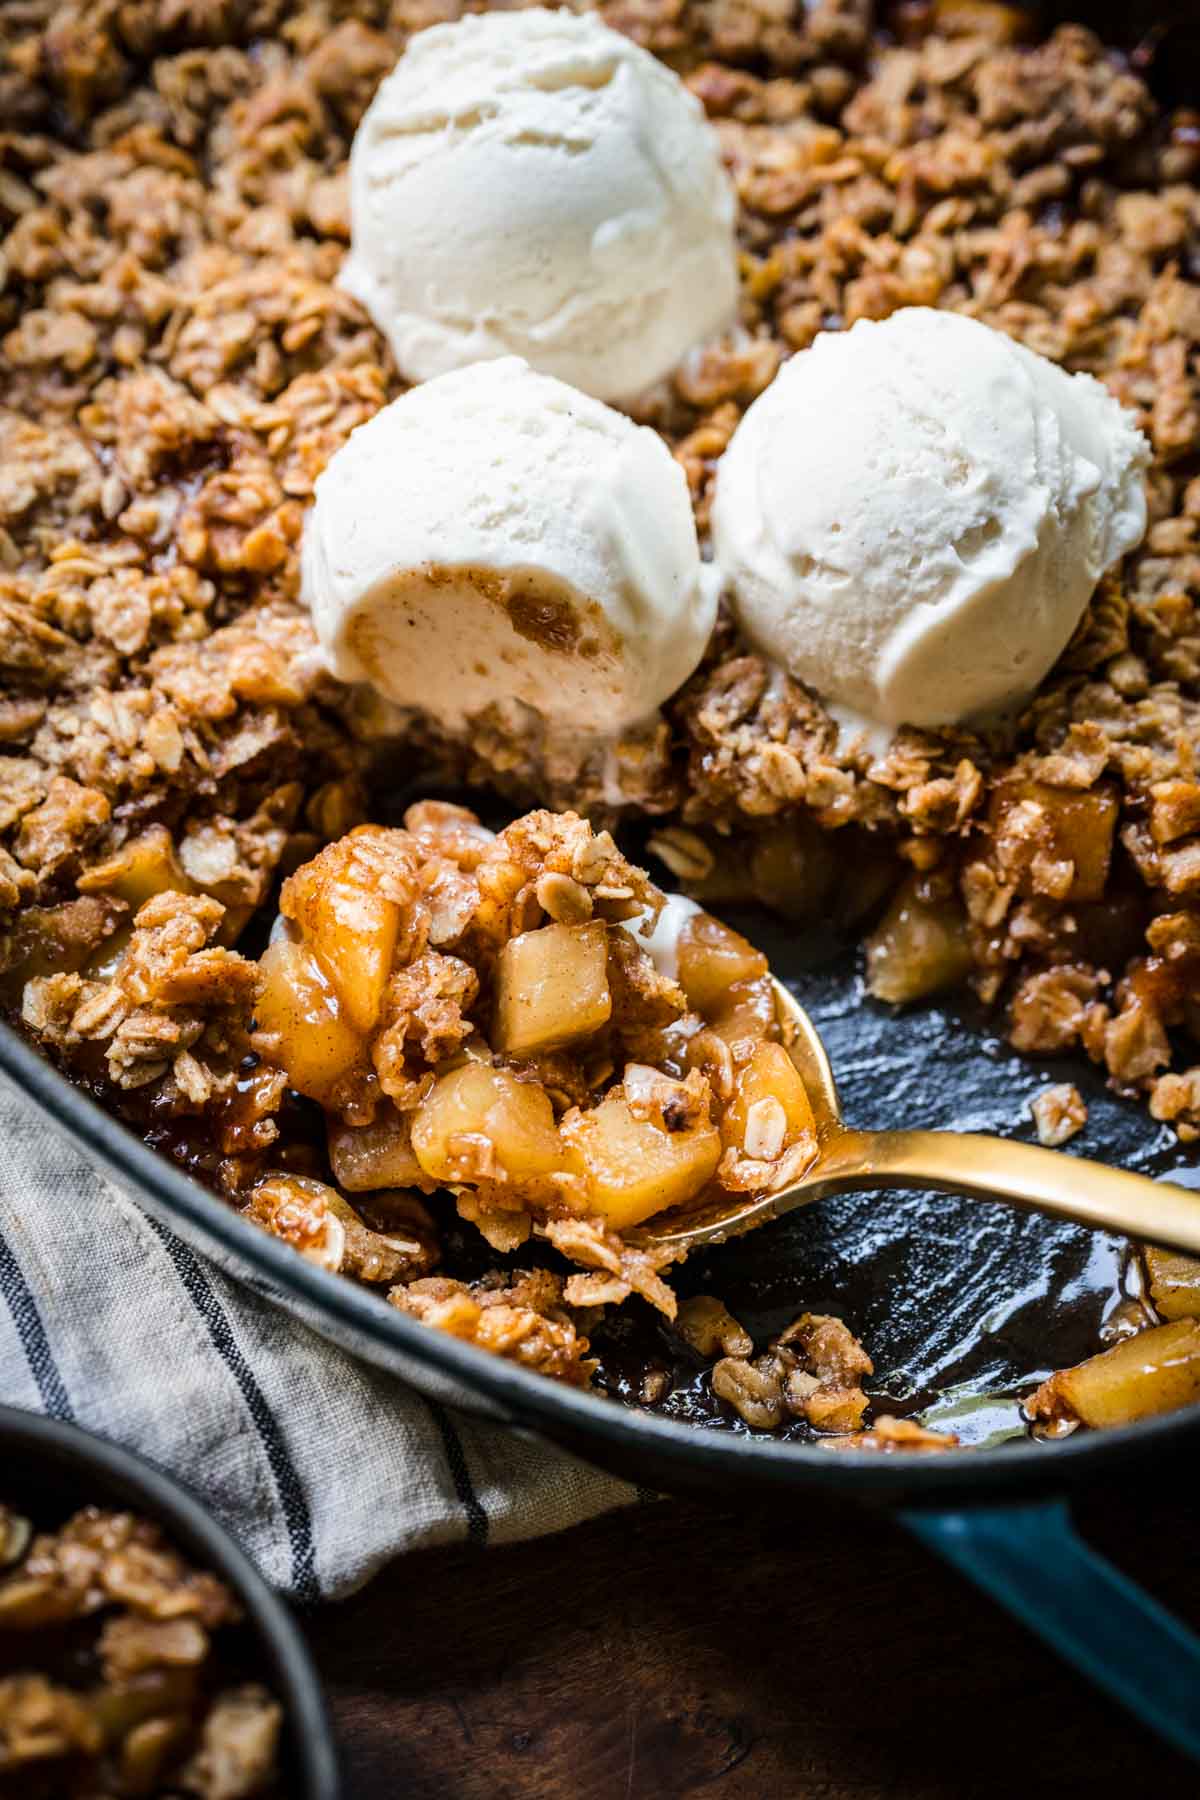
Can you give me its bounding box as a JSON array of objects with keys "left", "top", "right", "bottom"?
[{"left": 307, "top": 1459, "right": 1199, "bottom": 1798}]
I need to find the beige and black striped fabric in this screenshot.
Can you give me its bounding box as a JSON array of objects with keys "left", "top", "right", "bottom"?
[{"left": 0, "top": 1075, "right": 637, "bottom": 1598}]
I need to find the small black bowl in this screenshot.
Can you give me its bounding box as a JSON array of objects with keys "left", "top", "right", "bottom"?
[{"left": 0, "top": 1405, "right": 340, "bottom": 1799}]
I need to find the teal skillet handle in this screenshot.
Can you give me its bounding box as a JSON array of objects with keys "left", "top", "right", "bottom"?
[{"left": 901, "top": 1498, "right": 1200, "bottom": 1763}]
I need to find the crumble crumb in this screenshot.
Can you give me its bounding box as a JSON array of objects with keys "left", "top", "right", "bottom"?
[{"left": 1030, "top": 1082, "right": 1088, "bottom": 1148}]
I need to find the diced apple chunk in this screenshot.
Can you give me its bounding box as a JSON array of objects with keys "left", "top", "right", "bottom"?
[
  {"left": 281, "top": 831, "right": 401, "bottom": 1034},
  {"left": 676, "top": 913, "right": 769, "bottom": 1018},
  {"left": 721, "top": 1041, "right": 816, "bottom": 1157},
  {"left": 748, "top": 816, "right": 837, "bottom": 922},
  {"left": 329, "top": 1105, "right": 427, "bottom": 1192},
  {"left": 494, "top": 921, "right": 611, "bottom": 1056},
  {"left": 411, "top": 1064, "right": 564, "bottom": 1187},
  {"left": 564, "top": 1089, "right": 721, "bottom": 1231},
  {"left": 706, "top": 974, "right": 777, "bottom": 1058},
  {"left": 865, "top": 875, "right": 972, "bottom": 1004},
  {"left": 990, "top": 777, "right": 1118, "bottom": 904},
  {"left": 1145, "top": 1246, "right": 1200, "bottom": 1321},
  {"left": 254, "top": 937, "right": 363, "bottom": 1105},
  {"left": 1027, "top": 1318, "right": 1200, "bottom": 1430},
  {"left": 77, "top": 826, "right": 194, "bottom": 909}
]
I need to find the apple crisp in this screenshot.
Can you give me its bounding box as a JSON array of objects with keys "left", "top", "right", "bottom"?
[
  {"left": 2, "top": 2, "right": 1200, "bottom": 1430},
  {"left": 31, "top": 799, "right": 824, "bottom": 1386},
  {"left": 0, "top": 1502, "right": 282, "bottom": 1797}
]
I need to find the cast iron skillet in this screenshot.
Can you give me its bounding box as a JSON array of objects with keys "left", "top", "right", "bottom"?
[
  {"left": 3, "top": 921, "right": 1200, "bottom": 1761},
  {"left": 0, "top": 1405, "right": 340, "bottom": 1798},
  {"left": 2, "top": 0, "right": 1199, "bottom": 1762}
]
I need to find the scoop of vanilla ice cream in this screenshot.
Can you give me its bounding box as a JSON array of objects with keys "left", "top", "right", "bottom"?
[
  {"left": 301, "top": 358, "right": 713, "bottom": 732},
  {"left": 340, "top": 8, "right": 738, "bottom": 404},
  {"left": 712, "top": 308, "right": 1150, "bottom": 740}
]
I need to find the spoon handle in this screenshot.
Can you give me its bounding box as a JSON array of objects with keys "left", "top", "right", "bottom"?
[{"left": 821, "top": 1129, "right": 1200, "bottom": 1255}]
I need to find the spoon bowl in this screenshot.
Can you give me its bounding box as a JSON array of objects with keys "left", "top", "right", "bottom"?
[{"left": 644, "top": 979, "right": 1200, "bottom": 1258}]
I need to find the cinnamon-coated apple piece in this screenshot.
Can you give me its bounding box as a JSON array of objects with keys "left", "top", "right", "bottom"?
[
  {"left": 1026, "top": 1317, "right": 1200, "bottom": 1430},
  {"left": 329, "top": 1104, "right": 429, "bottom": 1192},
  {"left": 720, "top": 1040, "right": 816, "bottom": 1160},
  {"left": 494, "top": 920, "right": 611, "bottom": 1056},
  {"left": 675, "top": 913, "right": 769, "bottom": 1017},
  {"left": 1144, "top": 1246, "right": 1200, "bottom": 1321},
  {"left": 281, "top": 827, "right": 403, "bottom": 1034},
  {"left": 865, "top": 874, "right": 972, "bottom": 1004},
  {"left": 410, "top": 1063, "right": 565, "bottom": 1187},
  {"left": 255, "top": 937, "right": 363, "bottom": 1106},
  {"left": 563, "top": 1082, "right": 721, "bottom": 1231}
]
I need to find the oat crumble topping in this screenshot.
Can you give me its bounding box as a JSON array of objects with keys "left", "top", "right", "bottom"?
[
  {"left": 3, "top": 0, "right": 1200, "bottom": 1432},
  {"left": 0, "top": 1502, "right": 282, "bottom": 1796},
  {"left": 1030, "top": 1080, "right": 1088, "bottom": 1146}
]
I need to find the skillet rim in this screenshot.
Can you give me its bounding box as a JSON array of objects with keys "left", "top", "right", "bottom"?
[{"left": 3, "top": 1014, "right": 1198, "bottom": 1501}]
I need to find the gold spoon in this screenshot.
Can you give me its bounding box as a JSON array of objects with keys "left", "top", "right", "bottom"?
[{"left": 645, "top": 979, "right": 1200, "bottom": 1257}]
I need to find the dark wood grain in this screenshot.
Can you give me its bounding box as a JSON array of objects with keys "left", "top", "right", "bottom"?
[{"left": 308, "top": 1463, "right": 1199, "bottom": 1798}]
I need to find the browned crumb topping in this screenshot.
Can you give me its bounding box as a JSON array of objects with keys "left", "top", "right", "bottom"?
[
  {"left": 0, "top": 1504, "right": 281, "bottom": 1797},
  {"left": 820, "top": 1415, "right": 959, "bottom": 1453},
  {"left": 23, "top": 887, "right": 258, "bottom": 1106},
  {"left": 1029, "top": 1081, "right": 1088, "bottom": 1147},
  {"left": 710, "top": 1308, "right": 875, "bottom": 1434},
  {"left": 393, "top": 1270, "right": 596, "bottom": 1387}
]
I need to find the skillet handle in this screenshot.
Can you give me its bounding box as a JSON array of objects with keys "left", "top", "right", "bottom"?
[{"left": 901, "top": 1498, "right": 1200, "bottom": 1763}]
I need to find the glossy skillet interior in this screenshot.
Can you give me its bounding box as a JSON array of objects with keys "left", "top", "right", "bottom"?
[
  {"left": 3, "top": 0, "right": 1200, "bottom": 1757},
  {"left": 0, "top": 1405, "right": 340, "bottom": 1800}
]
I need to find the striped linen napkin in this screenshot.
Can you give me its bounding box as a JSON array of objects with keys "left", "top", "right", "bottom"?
[{"left": 0, "top": 1074, "right": 639, "bottom": 1599}]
